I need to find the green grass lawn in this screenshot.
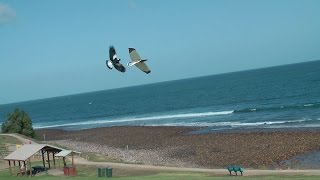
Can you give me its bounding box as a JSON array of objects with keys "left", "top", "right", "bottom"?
[{"left": 1, "top": 167, "right": 320, "bottom": 180}]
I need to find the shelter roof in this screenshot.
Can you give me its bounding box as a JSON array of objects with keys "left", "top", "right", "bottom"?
[
  {"left": 55, "top": 150, "right": 81, "bottom": 157},
  {"left": 4, "top": 144, "right": 64, "bottom": 161}
]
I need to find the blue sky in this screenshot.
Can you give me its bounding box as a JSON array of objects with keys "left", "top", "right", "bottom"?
[{"left": 1, "top": 0, "right": 320, "bottom": 104}]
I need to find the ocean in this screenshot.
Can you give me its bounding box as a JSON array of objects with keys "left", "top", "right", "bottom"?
[{"left": 1, "top": 60, "right": 320, "bottom": 131}]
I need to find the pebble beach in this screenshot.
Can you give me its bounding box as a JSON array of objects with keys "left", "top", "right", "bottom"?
[{"left": 35, "top": 126, "right": 320, "bottom": 169}]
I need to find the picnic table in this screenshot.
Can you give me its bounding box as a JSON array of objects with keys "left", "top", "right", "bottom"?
[
  {"left": 227, "top": 165, "right": 244, "bottom": 176},
  {"left": 32, "top": 166, "right": 47, "bottom": 173}
]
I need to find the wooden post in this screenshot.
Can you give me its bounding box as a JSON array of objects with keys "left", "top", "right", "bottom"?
[
  {"left": 18, "top": 161, "right": 21, "bottom": 176},
  {"left": 42, "top": 150, "right": 46, "bottom": 169},
  {"left": 63, "top": 157, "right": 66, "bottom": 167},
  {"left": 13, "top": 160, "right": 16, "bottom": 175},
  {"left": 52, "top": 152, "right": 56, "bottom": 168},
  {"left": 28, "top": 158, "right": 32, "bottom": 176},
  {"left": 58, "top": 157, "right": 61, "bottom": 169},
  {"left": 47, "top": 151, "right": 51, "bottom": 169},
  {"left": 23, "top": 161, "right": 26, "bottom": 176},
  {"left": 71, "top": 152, "right": 74, "bottom": 167},
  {"left": 8, "top": 161, "right": 12, "bottom": 175}
]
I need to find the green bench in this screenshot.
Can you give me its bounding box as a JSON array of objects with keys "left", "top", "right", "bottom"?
[{"left": 227, "top": 165, "right": 244, "bottom": 176}]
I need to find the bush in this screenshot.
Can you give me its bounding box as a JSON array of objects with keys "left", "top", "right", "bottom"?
[{"left": 1, "top": 108, "right": 35, "bottom": 138}]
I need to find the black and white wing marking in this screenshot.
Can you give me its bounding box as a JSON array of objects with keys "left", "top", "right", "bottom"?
[
  {"left": 128, "top": 48, "right": 151, "bottom": 74},
  {"left": 109, "top": 46, "right": 117, "bottom": 61},
  {"left": 107, "top": 46, "right": 125, "bottom": 73},
  {"left": 106, "top": 60, "right": 113, "bottom": 69},
  {"left": 113, "top": 62, "right": 126, "bottom": 72}
]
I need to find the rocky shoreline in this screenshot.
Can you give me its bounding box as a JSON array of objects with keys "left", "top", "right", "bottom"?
[{"left": 35, "top": 126, "right": 320, "bottom": 169}]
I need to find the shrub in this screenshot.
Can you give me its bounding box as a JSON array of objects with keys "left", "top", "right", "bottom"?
[{"left": 1, "top": 108, "right": 35, "bottom": 138}]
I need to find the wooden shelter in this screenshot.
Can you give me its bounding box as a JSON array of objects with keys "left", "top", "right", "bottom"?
[
  {"left": 55, "top": 150, "right": 81, "bottom": 176},
  {"left": 3, "top": 144, "right": 64, "bottom": 176},
  {"left": 55, "top": 150, "right": 81, "bottom": 167}
]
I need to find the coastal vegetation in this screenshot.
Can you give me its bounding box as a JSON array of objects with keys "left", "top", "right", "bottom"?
[{"left": 1, "top": 108, "right": 35, "bottom": 138}]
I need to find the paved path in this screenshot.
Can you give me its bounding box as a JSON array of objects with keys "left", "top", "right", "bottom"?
[
  {"left": 0, "top": 133, "right": 37, "bottom": 144},
  {"left": 73, "top": 156, "right": 320, "bottom": 176}
]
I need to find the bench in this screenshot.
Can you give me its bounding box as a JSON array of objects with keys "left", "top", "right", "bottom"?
[{"left": 227, "top": 165, "right": 244, "bottom": 176}]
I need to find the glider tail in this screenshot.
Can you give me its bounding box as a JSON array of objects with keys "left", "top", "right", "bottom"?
[{"left": 127, "top": 59, "right": 148, "bottom": 67}]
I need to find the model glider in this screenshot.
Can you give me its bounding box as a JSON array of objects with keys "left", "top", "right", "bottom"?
[
  {"left": 106, "top": 46, "right": 126, "bottom": 73},
  {"left": 127, "top": 48, "right": 151, "bottom": 74}
]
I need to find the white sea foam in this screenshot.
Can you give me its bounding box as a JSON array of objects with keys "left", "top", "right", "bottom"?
[
  {"left": 34, "top": 110, "right": 234, "bottom": 129},
  {"left": 36, "top": 118, "right": 311, "bottom": 130},
  {"left": 158, "top": 121, "right": 259, "bottom": 127},
  {"left": 33, "top": 111, "right": 318, "bottom": 130},
  {"left": 149, "top": 119, "right": 312, "bottom": 128}
]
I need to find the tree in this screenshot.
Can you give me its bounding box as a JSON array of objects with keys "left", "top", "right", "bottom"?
[{"left": 1, "top": 108, "right": 35, "bottom": 138}]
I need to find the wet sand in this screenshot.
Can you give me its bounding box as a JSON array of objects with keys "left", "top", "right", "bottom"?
[{"left": 35, "top": 126, "right": 320, "bottom": 169}]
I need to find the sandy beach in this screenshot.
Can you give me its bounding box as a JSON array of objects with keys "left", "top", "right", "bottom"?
[{"left": 35, "top": 126, "right": 320, "bottom": 169}]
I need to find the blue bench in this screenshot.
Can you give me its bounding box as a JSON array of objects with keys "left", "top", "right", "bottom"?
[{"left": 227, "top": 165, "right": 244, "bottom": 176}]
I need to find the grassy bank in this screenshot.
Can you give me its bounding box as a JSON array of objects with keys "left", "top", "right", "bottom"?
[
  {"left": 0, "top": 135, "right": 21, "bottom": 144},
  {"left": 1, "top": 167, "right": 320, "bottom": 180}
]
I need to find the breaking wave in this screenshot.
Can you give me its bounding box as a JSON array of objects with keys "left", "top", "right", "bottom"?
[
  {"left": 34, "top": 110, "right": 234, "bottom": 129},
  {"left": 234, "top": 103, "right": 320, "bottom": 113},
  {"left": 33, "top": 102, "right": 320, "bottom": 130}
]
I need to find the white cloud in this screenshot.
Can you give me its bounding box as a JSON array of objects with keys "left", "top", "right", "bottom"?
[{"left": 0, "top": 3, "right": 16, "bottom": 24}]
